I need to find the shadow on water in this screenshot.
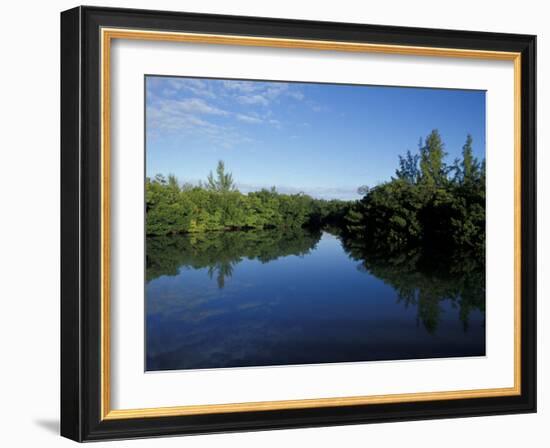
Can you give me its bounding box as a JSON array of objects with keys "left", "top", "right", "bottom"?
[{"left": 146, "top": 228, "right": 485, "bottom": 370}]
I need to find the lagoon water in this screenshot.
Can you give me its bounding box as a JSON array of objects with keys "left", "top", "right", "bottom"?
[{"left": 146, "top": 230, "right": 485, "bottom": 371}]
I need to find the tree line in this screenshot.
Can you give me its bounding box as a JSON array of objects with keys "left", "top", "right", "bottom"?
[
  {"left": 146, "top": 160, "right": 350, "bottom": 235},
  {"left": 146, "top": 129, "right": 485, "bottom": 257},
  {"left": 344, "top": 130, "right": 485, "bottom": 257}
]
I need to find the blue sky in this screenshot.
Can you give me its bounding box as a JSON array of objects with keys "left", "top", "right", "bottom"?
[{"left": 146, "top": 76, "right": 485, "bottom": 200}]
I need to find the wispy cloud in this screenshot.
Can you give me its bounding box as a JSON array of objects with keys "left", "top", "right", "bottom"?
[
  {"left": 221, "top": 80, "right": 259, "bottom": 93},
  {"left": 165, "top": 78, "right": 217, "bottom": 99},
  {"left": 147, "top": 98, "right": 251, "bottom": 149},
  {"left": 236, "top": 113, "right": 263, "bottom": 124},
  {"left": 221, "top": 79, "right": 304, "bottom": 108},
  {"left": 172, "top": 98, "right": 228, "bottom": 115},
  {"left": 146, "top": 77, "right": 314, "bottom": 148},
  {"left": 237, "top": 94, "right": 269, "bottom": 106},
  {"left": 288, "top": 90, "right": 305, "bottom": 101}
]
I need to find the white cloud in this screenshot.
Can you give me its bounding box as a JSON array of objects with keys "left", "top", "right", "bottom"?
[
  {"left": 221, "top": 80, "right": 261, "bottom": 93},
  {"left": 288, "top": 90, "right": 305, "bottom": 101},
  {"left": 171, "top": 98, "right": 228, "bottom": 115},
  {"left": 165, "top": 78, "right": 217, "bottom": 98},
  {"left": 236, "top": 94, "right": 269, "bottom": 106},
  {"left": 236, "top": 114, "right": 263, "bottom": 124},
  {"left": 221, "top": 80, "right": 304, "bottom": 107},
  {"left": 147, "top": 77, "right": 314, "bottom": 147},
  {"left": 147, "top": 98, "right": 251, "bottom": 149},
  {"left": 264, "top": 83, "right": 288, "bottom": 99}
]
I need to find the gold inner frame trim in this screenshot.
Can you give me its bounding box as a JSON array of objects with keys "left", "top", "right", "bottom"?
[{"left": 100, "top": 27, "right": 522, "bottom": 420}]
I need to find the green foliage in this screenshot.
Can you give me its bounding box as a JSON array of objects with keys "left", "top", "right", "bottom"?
[
  {"left": 206, "top": 160, "right": 236, "bottom": 192},
  {"left": 147, "top": 130, "right": 485, "bottom": 263},
  {"left": 419, "top": 129, "right": 448, "bottom": 187},
  {"left": 146, "top": 163, "right": 350, "bottom": 236},
  {"left": 395, "top": 150, "right": 420, "bottom": 184},
  {"left": 348, "top": 179, "right": 425, "bottom": 251},
  {"left": 455, "top": 134, "right": 484, "bottom": 187},
  {"left": 145, "top": 137, "right": 486, "bottom": 334},
  {"left": 344, "top": 131, "right": 485, "bottom": 256}
]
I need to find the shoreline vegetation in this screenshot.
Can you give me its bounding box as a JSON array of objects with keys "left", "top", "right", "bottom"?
[
  {"left": 146, "top": 129, "right": 486, "bottom": 333},
  {"left": 146, "top": 129, "right": 485, "bottom": 259}
]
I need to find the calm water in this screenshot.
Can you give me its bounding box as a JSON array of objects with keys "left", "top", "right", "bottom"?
[{"left": 146, "top": 229, "right": 485, "bottom": 371}]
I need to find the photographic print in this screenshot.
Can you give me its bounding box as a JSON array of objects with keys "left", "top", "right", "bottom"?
[
  {"left": 145, "top": 76, "right": 486, "bottom": 371},
  {"left": 61, "top": 9, "right": 536, "bottom": 440}
]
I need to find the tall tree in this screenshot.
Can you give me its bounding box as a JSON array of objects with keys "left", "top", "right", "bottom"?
[
  {"left": 206, "top": 160, "right": 236, "bottom": 192},
  {"left": 395, "top": 150, "right": 420, "bottom": 184},
  {"left": 459, "top": 134, "right": 480, "bottom": 185},
  {"left": 419, "top": 130, "right": 447, "bottom": 187},
  {"left": 167, "top": 173, "right": 180, "bottom": 191}
]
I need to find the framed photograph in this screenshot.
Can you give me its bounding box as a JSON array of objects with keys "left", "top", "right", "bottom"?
[{"left": 61, "top": 6, "right": 536, "bottom": 441}]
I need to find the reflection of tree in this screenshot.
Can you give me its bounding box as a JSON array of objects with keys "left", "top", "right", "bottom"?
[
  {"left": 340, "top": 234, "right": 485, "bottom": 333},
  {"left": 207, "top": 262, "right": 234, "bottom": 289},
  {"left": 147, "top": 227, "right": 484, "bottom": 332},
  {"left": 146, "top": 228, "right": 322, "bottom": 286}
]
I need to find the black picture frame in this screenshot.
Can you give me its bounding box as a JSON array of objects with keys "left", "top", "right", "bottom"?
[{"left": 61, "top": 5, "right": 536, "bottom": 442}]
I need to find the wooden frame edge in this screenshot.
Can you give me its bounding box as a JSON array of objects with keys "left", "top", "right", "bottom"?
[{"left": 99, "top": 27, "right": 523, "bottom": 421}]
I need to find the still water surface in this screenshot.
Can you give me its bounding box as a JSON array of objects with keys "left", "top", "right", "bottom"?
[{"left": 146, "top": 229, "right": 485, "bottom": 371}]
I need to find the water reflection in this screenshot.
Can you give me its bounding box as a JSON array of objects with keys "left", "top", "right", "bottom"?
[
  {"left": 146, "top": 229, "right": 485, "bottom": 371},
  {"left": 147, "top": 228, "right": 321, "bottom": 287},
  {"left": 340, "top": 236, "right": 485, "bottom": 333}
]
